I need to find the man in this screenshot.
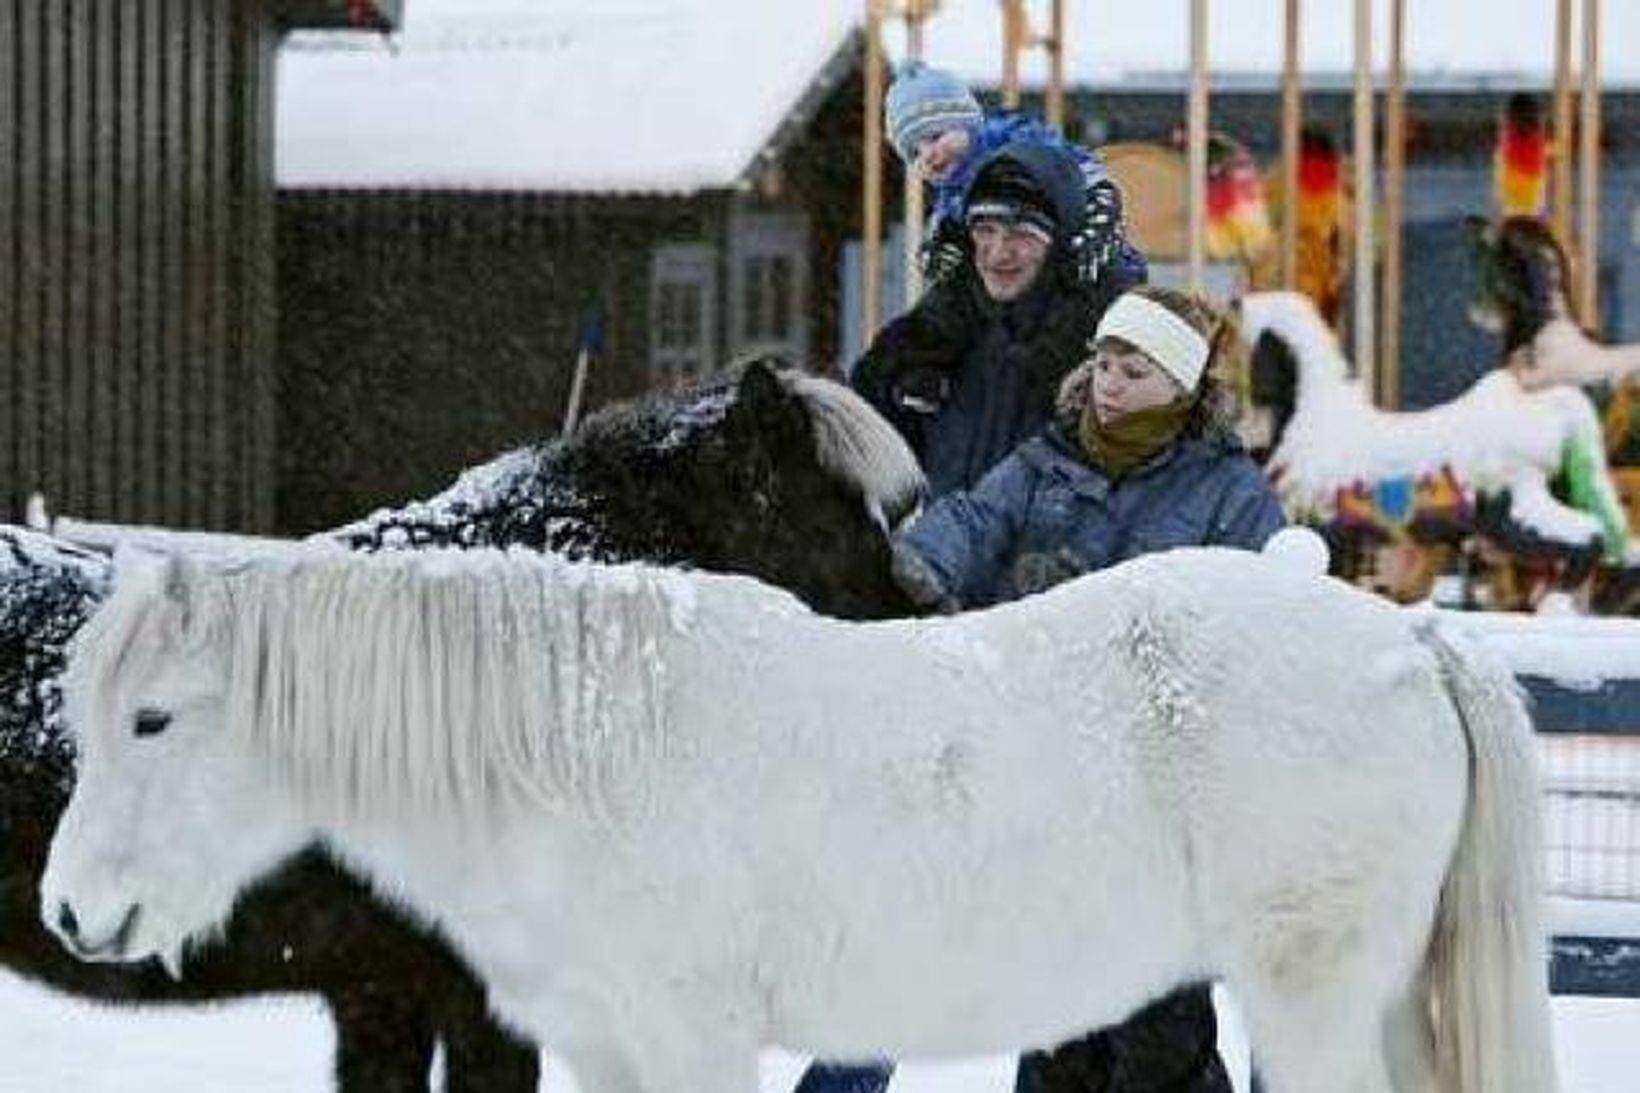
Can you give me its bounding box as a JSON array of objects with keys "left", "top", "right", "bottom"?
[
  {"left": 853, "top": 139, "right": 1126, "bottom": 499},
  {"left": 823, "top": 143, "right": 1232, "bottom": 1093}
]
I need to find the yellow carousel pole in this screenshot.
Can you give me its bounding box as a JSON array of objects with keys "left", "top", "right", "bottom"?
[
  {"left": 1280, "top": 0, "right": 1302, "bottom": 289},
  {"left": 863, "top": 0, "right": 887, "bottom": 341},
  {"left": 1351, "top": 0, "right": 1375, "bottom": 391},
  {"left": 1553, "top": 0, "right": 1575, "bottom": 243},
  {"left": 1579, "top": 0, "right": 1601, "bottom": 330},
  {"left": 1045, "top": 0, "right": 1066, "bottom": 130},
  {"left": 1001, "top": 0, "right": 1025, "bottom": 109},
  {"left": 1187, "top": 0, "right": 1208, "bottom": 293},
  {"left": 1381, "top": 0, "right": 1405, "bottom": 408},
  {"left": 901, "top": 0, "right": 937, "bottom": 304}
]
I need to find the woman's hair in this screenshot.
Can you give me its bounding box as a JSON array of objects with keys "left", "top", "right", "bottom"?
[{"left": 1078, "top": 284, "right": 1243, "bottom": 438}]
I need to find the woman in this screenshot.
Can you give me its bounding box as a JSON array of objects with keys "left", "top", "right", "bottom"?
[
  {"left": 894, "top": 284, "right": 1285, "bottom": 614},
  {"left": 890, "top": 284, "right": 1284, "bottom": 1093}
]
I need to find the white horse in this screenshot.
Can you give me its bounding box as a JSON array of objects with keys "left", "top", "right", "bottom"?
[
  {"left": 42, "top": 545, "right": 1555, "bottom": 1093},
  {"left": 1240, "top": 289, "right": 1629, "bottom": 562}
]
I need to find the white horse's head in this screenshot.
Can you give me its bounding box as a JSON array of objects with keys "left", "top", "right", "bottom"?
[{"left": 39, "top": 551, "right": 310, "bottom": 976}]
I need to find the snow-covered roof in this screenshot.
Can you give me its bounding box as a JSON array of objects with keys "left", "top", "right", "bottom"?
[{"left": 277, "top": 0, "right": 858, "bottom": 193}]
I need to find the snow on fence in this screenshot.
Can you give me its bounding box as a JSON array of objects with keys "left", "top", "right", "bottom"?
[{"left": 1458, "top": 611, "right": 1640, "bottom": 996}]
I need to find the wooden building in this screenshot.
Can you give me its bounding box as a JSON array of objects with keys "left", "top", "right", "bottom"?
[
  {"left": 274, "top": 2, "right": 876, "bottom": 533},
  {"left": 0, "top": 0, "right": 403, "bottom": 531}
]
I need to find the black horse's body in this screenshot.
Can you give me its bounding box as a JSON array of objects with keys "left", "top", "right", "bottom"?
[{"left": 3, "top": 362, "right": 918, "bottom": 1091}]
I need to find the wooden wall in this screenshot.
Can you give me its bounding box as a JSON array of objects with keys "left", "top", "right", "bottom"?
[{"left": 0, "top": 0, "right": 280, "bottom": 530}]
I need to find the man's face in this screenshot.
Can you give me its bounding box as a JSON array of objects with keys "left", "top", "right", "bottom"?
[{"left": 969, "top": 220, "right": 1051, "bottom": 303}]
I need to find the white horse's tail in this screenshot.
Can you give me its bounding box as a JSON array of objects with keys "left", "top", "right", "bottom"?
[{"left": 1417, "top": 621, "right": 1559, "bottom": 1093}]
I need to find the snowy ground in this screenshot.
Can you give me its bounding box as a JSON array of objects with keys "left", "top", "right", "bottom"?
[{"left": 1, "top": 969, "right": 1635, "bottom": 1092}]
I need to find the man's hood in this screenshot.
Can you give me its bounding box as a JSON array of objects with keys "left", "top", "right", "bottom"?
[{"left": 959, "top": 140, "right": 1086, "bottom": 248}]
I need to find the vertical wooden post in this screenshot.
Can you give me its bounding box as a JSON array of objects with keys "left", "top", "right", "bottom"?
[
  {"left": 902, "top": 3, "right": 927, "bottom": 304},
  {"left": 1552, "top": 0, "right": 1575, "bottom": 243},
  {"left": 1045, "top": 0, "right": 1065, "bottom": 130},
  {"left": 862, "top": 0, "right": 886, "bottom": 341},
  {"left": 1001, "top": 0, "right": 1023, "bottom": 110},
  {"left": 1351, "top": 0, "right": 1375, "bottom": 390},
  {"left": 1579, "top": 0, "right": 1601, "bottom": 330},
  {"left": 1380, "top": 0, "right": 1405, "bottom": 408},
  {"left": 1280, "top": 0, "right": 1302, "bottom": 289},
  {"left": 1187, "top": 0, "right": 1208, "bottom": 293}
]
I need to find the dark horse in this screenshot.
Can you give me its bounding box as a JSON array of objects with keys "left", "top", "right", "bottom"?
[{"left": 2, "top": 360, "right": 922, "bottom": 1091}]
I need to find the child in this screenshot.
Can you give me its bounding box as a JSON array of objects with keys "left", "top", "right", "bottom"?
[
  {"left": 884, "top": 60, "right": 1144, "bottom": 289},
  {"left": 854, "top": 64, "right": 1146, "bottom": 451}
]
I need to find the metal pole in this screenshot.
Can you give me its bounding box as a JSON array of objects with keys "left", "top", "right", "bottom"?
[
  {"left": 1351, "top": 0, "right": 1375, "bottom": 390},
  {"left": 903, "top": 4, "right": 927, "bottom": 304},
  {"left": 1187, "top": 0, "right": 1208, "bottom": 293},
  {"left": 1553, "top": 0, "right": 1575, "bottom": 243},
  {"left": 1046, "top": 0, "right": 1065, "bottom": 130},
  {"left": 1381, "top": 0, "right": 1405, "bottom": 408},
  {"left": 1280, "top": 0, "right": 1302, "bottom": 289},
  {"left": 1579, "top": 0, "right": 1601, "bottom": 330},
  {"left": 862, "top": 0, "right": 886, "bottom": 340}
]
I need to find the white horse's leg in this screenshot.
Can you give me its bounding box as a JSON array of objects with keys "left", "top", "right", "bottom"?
[
  {"left": 1380, "top": 979, "right": 1437, "bottom": 1093},
  {"left": 559, "top": 1046, "right": 647, "bottom": 1093},
  {"left": 1232, "top": 948, "right": 1401, "bottom": 1093},
  {"left": 1239, "top": 990, "right": 1391, "bottom": 1093},
  {"left": 624, "top": 1022, "right": 760, "bottom": 1093}
]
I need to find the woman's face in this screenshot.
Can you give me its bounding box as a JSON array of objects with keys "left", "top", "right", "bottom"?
[{"left": 1088, "top": 338, "right": 1187, "bottom": 425}]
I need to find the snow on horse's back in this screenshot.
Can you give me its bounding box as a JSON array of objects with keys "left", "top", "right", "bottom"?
[{"left": 43, "top": 545, "right": 1555, "bottom": 1093}]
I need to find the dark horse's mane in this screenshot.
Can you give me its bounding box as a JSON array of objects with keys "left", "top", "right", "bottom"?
[
  {"left": 1, "top": 360, "right": 918, "bottom": 1090},
  {"left": 335, "top": 359, "right": 922, "bottom": 620}
]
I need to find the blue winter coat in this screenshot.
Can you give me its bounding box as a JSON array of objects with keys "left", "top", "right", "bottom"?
[{"left": 899, "top": 425, "right": 1287, "bottom": 607}]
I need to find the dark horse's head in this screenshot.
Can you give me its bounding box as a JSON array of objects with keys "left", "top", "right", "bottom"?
[
  {"left": 1467, "top": 215, "right": 1574, "bottom": 355},
  {"left": 336, "top": 359, "right": 927, "bottom": 620},
  {"left": 1, "top": 530, "right": 109, "bottom": 959}
]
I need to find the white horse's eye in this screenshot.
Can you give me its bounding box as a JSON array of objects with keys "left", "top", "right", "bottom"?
[{"left": 134, "top": 709, "right": 173, "bottom": 738}]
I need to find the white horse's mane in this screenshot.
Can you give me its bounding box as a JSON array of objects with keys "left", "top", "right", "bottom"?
[
  {"left": 772, "top": 367, "right": 926, "bottom": 531},
  {"left": 77, "top": 548, "right": 692, "bottom": 824}
]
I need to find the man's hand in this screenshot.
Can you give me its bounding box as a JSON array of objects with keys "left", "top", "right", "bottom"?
[{"left": 893, "top": 367, "right": 952, "bottom": 416}]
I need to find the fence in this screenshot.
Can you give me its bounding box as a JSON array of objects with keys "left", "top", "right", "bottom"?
[{"left": 1467, "top": 614, "right": 1640, "bottom": 996}]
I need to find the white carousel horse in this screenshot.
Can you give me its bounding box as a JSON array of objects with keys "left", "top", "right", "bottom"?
[
  {"left": 1240, "top": 289, "right": 1631, "bottom": 564},
  {"left": 41, "top": 545, "right": 1555, "bottom": 1093}
]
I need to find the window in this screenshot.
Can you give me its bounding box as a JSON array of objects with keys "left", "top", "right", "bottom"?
[
  {"left": 729, "top": 211, "right": 808, "bottom": 362},
  {"left": 649, "top": 244, "right": 717, "bottom": 386}
]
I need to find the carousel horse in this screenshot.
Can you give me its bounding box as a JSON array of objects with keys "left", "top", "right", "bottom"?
[
  {"left": 1239, "top": 290, "right": 1630, "bottom": 606},
  {"left": 42, "top": 538, "right": 1556, "bottom": 1093},
  {"left": 1469, "top": 215, "right": 1640, "bottom": 396},
  {"left": 0, "top": 360, "right": 921, "bottom": 1090}
]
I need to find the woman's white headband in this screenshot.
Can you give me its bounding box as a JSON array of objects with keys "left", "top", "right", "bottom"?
[{"left": 1093, "top": 294, "right": 1211, "bottom": 391}]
